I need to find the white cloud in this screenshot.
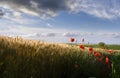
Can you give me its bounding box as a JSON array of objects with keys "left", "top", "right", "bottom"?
[
  {"left": 97, "top": 32, "right": 120, "bottom": 39},
  {"left": 20, "top": 33, "right": 41, "bottom": 38},
  {"left": 62, "top": 32, "right": 95, "bottom": 37},
  {"left": 41, "top": 33, "right": 56, "bottom": 37},
  {"left": 3, "top": 15, "right": 38, "bottom": 25},
  {"left": 19, "top": 8, "right": 39, "bottom": 17},
  {"left": 62, "top": 32, "right": 80, "bottom": 37},
  {"left": 12, "top": 11, "right": 22, "bottom": 18},
  {"left": 66, "top": 0, "right": 120, "bottom": 19},
  {"left": 46, "top": 23, "right": 53, "bottom": 28},
  {"left": 0, "top": 24, "right": 120, "bottom": 44},
  {"left": 0, "top": 6, "right": 42, "bottom": 25}
]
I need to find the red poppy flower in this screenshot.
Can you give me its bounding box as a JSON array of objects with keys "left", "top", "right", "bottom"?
[
  {"left": 94, "top": 51, "right": 102, "bottom": 57},
  {"left": 94, "top": 51, "right": 97, "bottom": 56},
  {"left": 89, "top": 47, "right": 93, "bottom": 54},
  {"left": 79, "top": 44, "right": 85, "bottom": 50},
  {"left": 106, "top": 57, "right": 109, "bottom": 65},
  {"left": 70, "top": 38, "right": 75, "bottom": 42}
]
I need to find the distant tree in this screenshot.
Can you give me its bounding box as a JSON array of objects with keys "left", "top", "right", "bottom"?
[{"left": 98, "top": 42, "right": 108, "bottom": 49}]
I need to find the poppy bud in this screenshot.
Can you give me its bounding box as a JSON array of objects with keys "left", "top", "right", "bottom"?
[{"left": 70, "top": 38, "right": 75, "bottom": 42}]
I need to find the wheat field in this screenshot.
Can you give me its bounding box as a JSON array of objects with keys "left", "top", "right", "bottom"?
[{"left": 0, "top": 36, "right": 120, "bottom": 78}]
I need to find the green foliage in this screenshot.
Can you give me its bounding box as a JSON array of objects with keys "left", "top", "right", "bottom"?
[
  {"left": 111, "top": 52, "right": 120, "bottom": 78},
  {"left": 98, "top": 42, "right": 108, "bottom": 49},
  {"left": 84, "top": 44, "right": 120, "bottom": 50},
  {"left": 107, "top": 45, "right": 120, "bottom": 50}
]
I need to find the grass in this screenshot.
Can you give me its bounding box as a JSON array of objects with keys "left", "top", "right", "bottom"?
[
  {"left": 0, "top": 36, "right": 120, "bottom": 78},
  {"left": 84, "top": 44, "right": 120, "bottom": 50},
  {"left": 107, "top": 45, "right": 120, "bottom": 50}
]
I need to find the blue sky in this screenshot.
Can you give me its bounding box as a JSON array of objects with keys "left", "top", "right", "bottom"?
[{"left": 0, "top": 0, "right": 120, "bottom": 44}]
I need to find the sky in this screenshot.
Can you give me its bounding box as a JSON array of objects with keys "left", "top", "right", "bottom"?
[{"left": 0, "top": 0, "right": 120, "bottom": 44}]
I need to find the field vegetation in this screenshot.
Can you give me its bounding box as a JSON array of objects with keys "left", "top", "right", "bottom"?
[{"left": 0, "top": 36, "right": 120, "bottom": 78}]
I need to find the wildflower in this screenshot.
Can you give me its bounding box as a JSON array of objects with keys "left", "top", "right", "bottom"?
[
  {"left": 82, "top": 38, "right": 84, "bottom": 42},
  {"left": 89, "top": 47, "right": 93, "bottom": 54},
  {"left": 105, "top": 57, "right": 111, "bottom": 70},
  {"left": 79, "top": 44, "right": 85, "bottom": 50},
  {"left": 93, "top": 51, "right": 97, "bottom": 56},
  {"left": 105, "top": 57, "right": 109, "bottom": 65},
  {"left": 70, "top": 38, "right": 75, "bottom": 42},
  {"left": 94, "top": 51, "right": 102, "bottom": 57}
]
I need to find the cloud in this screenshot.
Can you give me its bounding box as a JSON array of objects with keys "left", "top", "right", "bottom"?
[
  {"left": 66, "top": 0, "right": 120, "bottom": 19},
  {"left": 62, "top": 32, "right": 95, "bottom": 37},
  {"left": 0, "top": 24, "right": 120, "bottom": 44},
  {"left": 114, "top": 35, "right": 120, "bottom": 38},
  {"left": 0, "top": 24, "right": 59, "bottom": 38},
  {"left": 42, "top": 33, "right": 56, "bottom": 37},
  {"left": 0, "top": 9, "right": 5, "bottom": 17},
  {"left": 0, "top": 0, "right": 67, "bottom": 19},
  {"left": 20, "top": 33, "right": 41, "bottom": 38},
  {"left": 109, "top": 33, "right": 120, "bottom": 38},
  {"left": 63, "top": 32, "right": 79, "bottom": 37},
  {"left": 46, "top": 23, "right": 53, "bottom": 28},
  {"left": 12, "top": 11, "right": 22, "bottom": 18},
  {"left": 98, "top": 32, "right": 120, "bottom": 38},
  {"left": 0, "top": 7, "right": 42, "bottom": 25},
  {"left": 1, "top": 0, "right": 120, "bottom": 19}
]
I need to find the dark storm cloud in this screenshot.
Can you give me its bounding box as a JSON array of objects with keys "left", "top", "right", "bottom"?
[
  {"left": 0, "top": 0, "right": 68, "bottom": 18},
  {"left": 32, "top": 0, "right": 66, "bottom": 10},
  {"left": 0, "top": 9, "right": 5, "bottom": 16},
  {"left": 1, "top": 0, "right": 120, "bottom": 19},
  {"left": 9, "top": 0, "right": 66, "bottom": 10}
]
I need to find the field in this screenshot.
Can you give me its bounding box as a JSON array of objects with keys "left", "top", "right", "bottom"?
[
  {"left": 0, "top": 36, "right": 120, "bottom": 78},
  {"left": 83, "top": 44, "right": 120, "bottom": 50}
]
